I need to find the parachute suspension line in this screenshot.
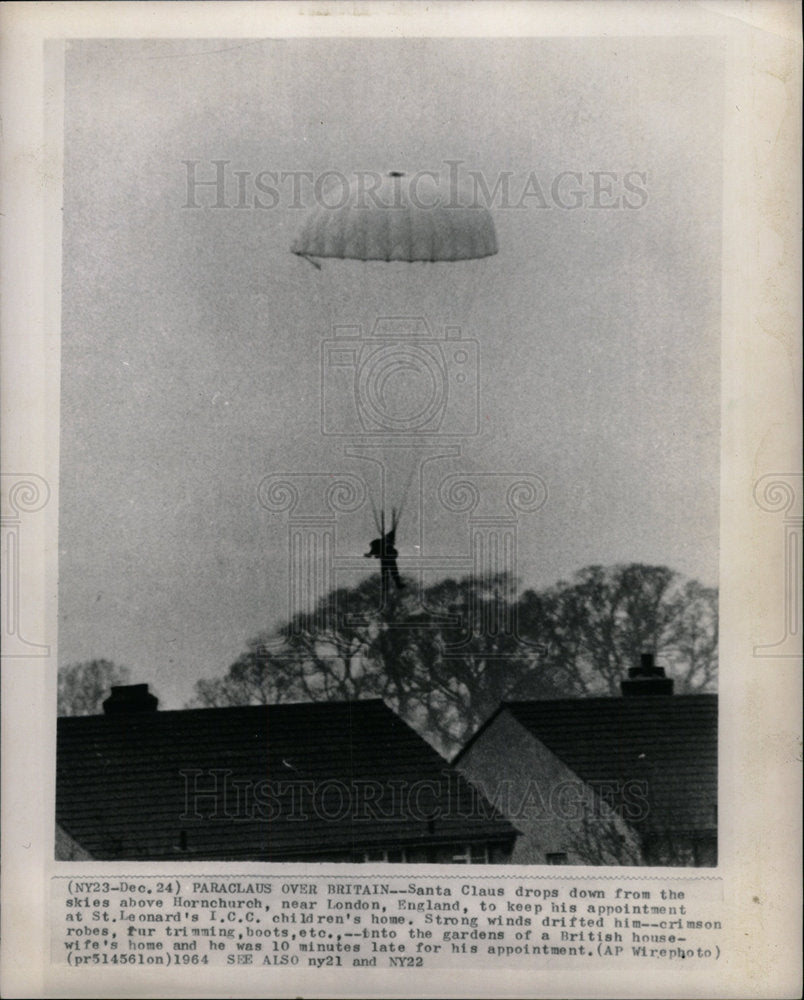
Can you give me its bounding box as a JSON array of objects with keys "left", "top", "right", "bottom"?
[
  {"left": 452, "top": 260, "right": 490, "bottom": 333},
  {"left": 394, "top": 465, "right": 416, "bottom": 524},
  {"left": 368, "top": 491, "right": 382, "bottom": 534},
  {"left": 299, "top": 253, "right": 322, "bottom": 271},
  {"left": 289, "top": 251, "right": 333, "bottom": 338}
]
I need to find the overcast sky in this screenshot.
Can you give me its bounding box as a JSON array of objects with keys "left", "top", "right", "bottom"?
[{"left": 58, "top": 37, "right": 723, "bottom": 709}]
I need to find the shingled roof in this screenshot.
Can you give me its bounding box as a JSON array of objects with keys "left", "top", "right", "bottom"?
[
  {"left": 456, "top": 695, "right": 717, "bottom": 835},
  {"left": 57, "top": 696, "right": 516, "bottom": 861}
]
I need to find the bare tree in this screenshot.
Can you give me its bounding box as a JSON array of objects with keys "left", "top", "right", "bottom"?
[
  {"left": 57, "top": 659, "right": 131, "bottom": 716},
  {"left": 391, "top": 574, "right": 563, "bottom": 751},
  {"left": 660, "top": 579, "right": 719, "bottom": 693},
  {"left": 186, "top": 577, "right": 391, "bottom": 709},
  {"left": 564, "top": 801, "right": 646, "bottom": 867},
  {"left": 514, "top": 564, "right": 718, "bottom": 697},
  {"left": 187, "top": 573, "right": 546, "bottom": 752}
]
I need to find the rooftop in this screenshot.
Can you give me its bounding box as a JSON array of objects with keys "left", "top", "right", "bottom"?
[
  {"left": 456, "top": 694, "right": 717, "bottom": 834},
  {"left": 57, "top": 697, "right": 516, "bottom": 860}
]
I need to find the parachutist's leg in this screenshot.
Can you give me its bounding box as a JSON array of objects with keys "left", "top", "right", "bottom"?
[
  {"left": 380, "top": 565, "right": 391, "bottom": 606},
  {"left": 391, "top": 561, "right": 404, "bottom": 590}
]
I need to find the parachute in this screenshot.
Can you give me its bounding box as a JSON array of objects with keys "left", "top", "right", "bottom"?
[
  {"left": 289, "top": 170, "right": 499, "bottom": 326},
  {"left": 290, "top": 171, "right": 499, "bottom": 591},
  {"left": 291, "top": 171, "right": 498, "bottom": 263}
]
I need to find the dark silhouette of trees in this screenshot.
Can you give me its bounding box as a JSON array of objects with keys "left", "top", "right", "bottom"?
[
  {"left": 513, "top": 564, "right": 718, "bottom": 699},
  {"left": 187, "top": 564, "right": 717, "bottom": 756},
  {"left": 187, "top": 573, "right": 550, "bottom": 752},
  {"left": 57, "top": 659, "right": 131, "bottom": 716}
]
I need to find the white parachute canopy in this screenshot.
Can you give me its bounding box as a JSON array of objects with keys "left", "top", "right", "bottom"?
[
  {"left": 291, "top": 171, "right": 498, "bottom": 263},
  {"left": 288, "top": 170, "right": 500, "bottom": 545},
  {"left": 289, "top": 170, "right": 500, "bottom": 332}
]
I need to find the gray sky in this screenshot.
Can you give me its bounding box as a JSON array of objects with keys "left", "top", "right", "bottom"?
[{"left": 58, "top": 37, "right": 723, "bottom": 709}]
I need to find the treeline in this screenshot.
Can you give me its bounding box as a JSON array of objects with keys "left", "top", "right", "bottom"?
[{"left": 187, "top": 563, "right": 717, "bottom": 755}]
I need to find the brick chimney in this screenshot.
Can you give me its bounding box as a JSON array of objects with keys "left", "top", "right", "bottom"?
[
  {"left": 102, "top": 683, "right": 158, "bottom": 715},
  {"left": 620, "top": 653, "right": 674, "bottom": 697}
]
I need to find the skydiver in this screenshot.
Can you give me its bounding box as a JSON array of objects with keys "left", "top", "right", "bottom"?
[{"left": 365, "top": 509, "right": 405, "bottom": 595}]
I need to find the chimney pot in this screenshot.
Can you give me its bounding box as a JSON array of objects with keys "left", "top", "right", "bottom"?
[{"left": 102, "top": 684, "right": 158, "bottom": 715}]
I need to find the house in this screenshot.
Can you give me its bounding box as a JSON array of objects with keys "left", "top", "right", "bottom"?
[
  {"left": 55, "top": 824, "right": 93, "bottom": 860},
  {"left": 56, "top": 684, "right": 517, "bottom": 863},
  {"left": 454, "top": 656, "right": 717, "bottom": 867}
]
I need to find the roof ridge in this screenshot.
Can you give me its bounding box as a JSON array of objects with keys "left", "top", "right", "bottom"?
[{"left": 59, "top": 697, "right": 391, "bottom": 722}]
